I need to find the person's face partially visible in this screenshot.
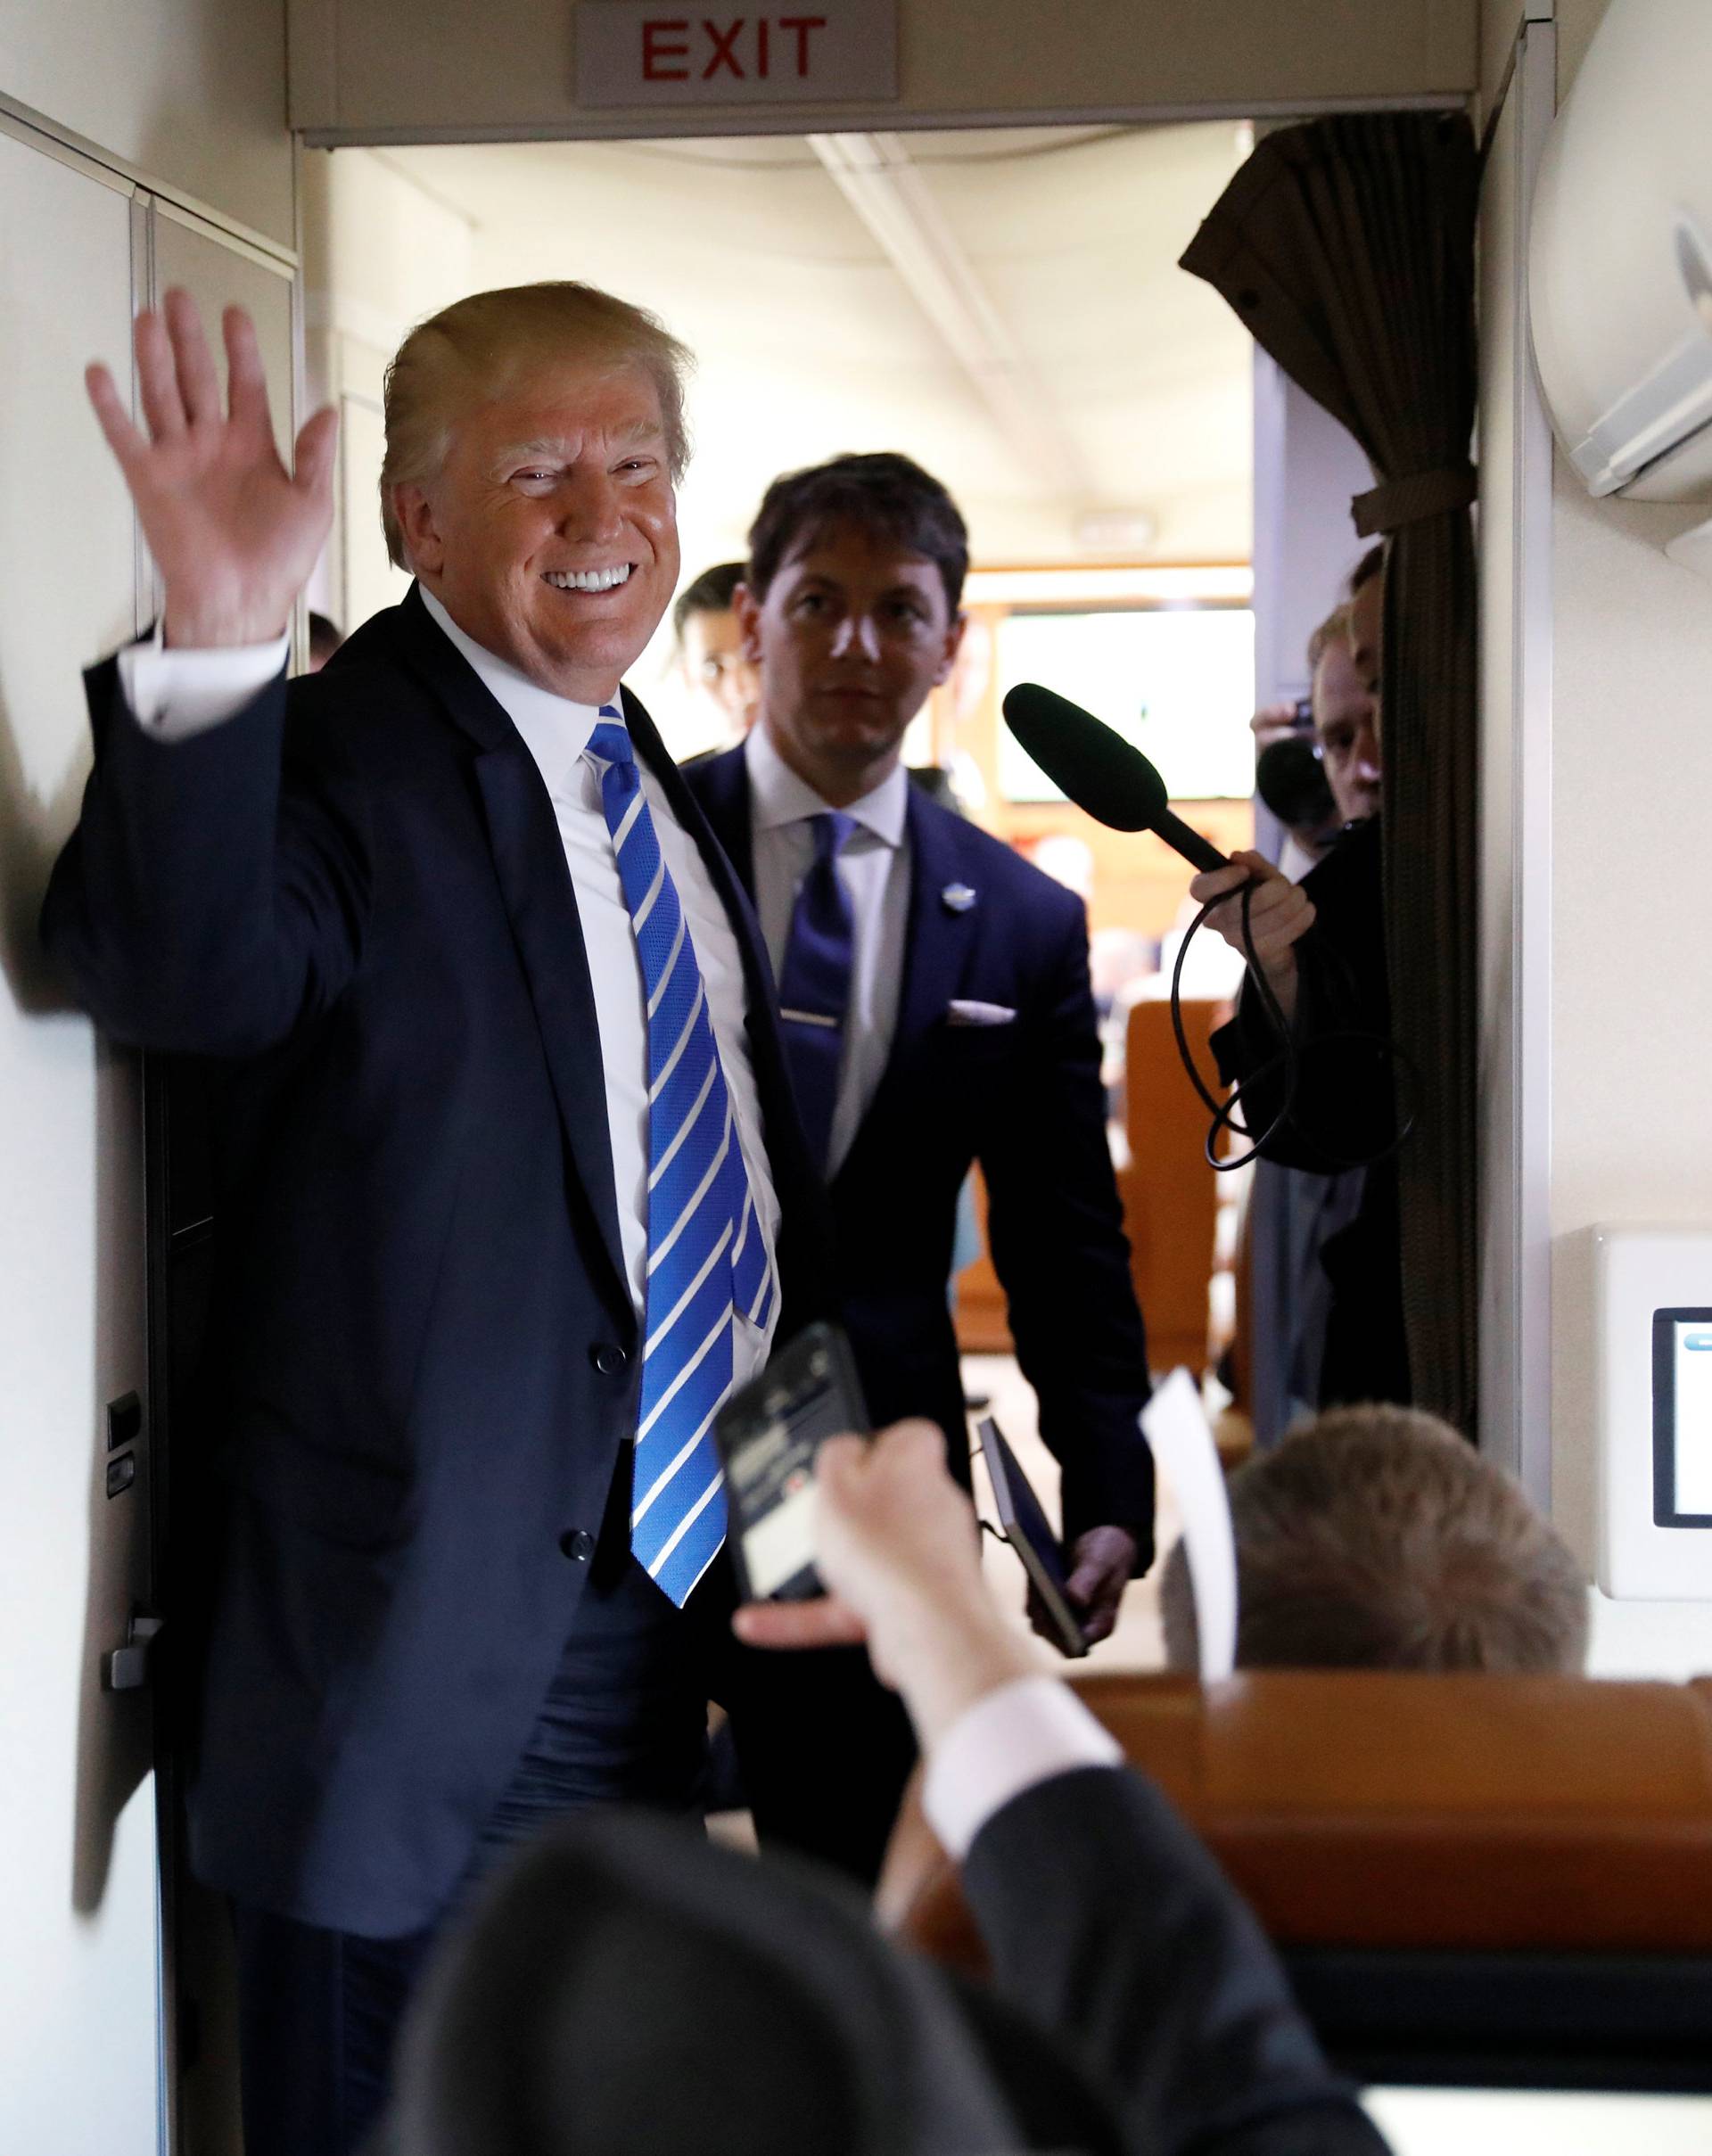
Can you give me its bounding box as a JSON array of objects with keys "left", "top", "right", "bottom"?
[
  {"left": 1348, "top": 572, "right": 1383, "bottom": 728},
  {"left": 737, "top": 523, "right": 963, "bottom": 804},
  {"left": 679, "top": 606, "right": 758, "bottom": 733},
  {"left": 1313, "top": 637, "right": 1383, "bottom": 825},
  {"left": 393, "top": 357, "right": 679, "bottom": 704}
]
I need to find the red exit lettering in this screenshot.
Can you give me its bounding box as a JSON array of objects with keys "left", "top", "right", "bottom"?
[
  {"left": 778, "top": 14, "right": 827, "bottom": 76},
  {"left": 642, "top": 19, "right": 690, "bottom": 78},
  {"left": 640, "top": 14, "right": 829, "bottom": 85}
]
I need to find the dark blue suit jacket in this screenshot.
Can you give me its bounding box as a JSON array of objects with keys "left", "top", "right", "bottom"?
[
  {"left": 684, "top": 746, "right": 1153, "bottom": 1559},
  {"left": 966, "top": 1768, "right": 1389, "bottom": 2155},
  {"left": 41, "top": 589, "right": 834, "bottom": 1936}
]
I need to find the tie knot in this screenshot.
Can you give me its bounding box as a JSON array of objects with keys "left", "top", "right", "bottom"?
[
  {"left": 812, "top": 811, "right": 856, "bottom": 863},
  {"left": 588, "top": 711, "right": 634, "bottom": 769}
]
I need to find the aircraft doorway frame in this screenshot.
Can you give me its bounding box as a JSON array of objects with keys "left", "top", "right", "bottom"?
[
  {"left": 294, "top": 66, "right": 1552, "bottom": 1507},
  {"left": 157, "top": 46, "right": 1553, "bottom": 2150}
]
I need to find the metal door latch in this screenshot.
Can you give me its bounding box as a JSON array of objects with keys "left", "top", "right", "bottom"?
[{"left": 103, "top": 1610, "right": 164, "bottom": 1693}]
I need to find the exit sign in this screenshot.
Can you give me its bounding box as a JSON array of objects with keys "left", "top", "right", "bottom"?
[{"left": 576, "top": 2, "right": 899, "bottom": 107}]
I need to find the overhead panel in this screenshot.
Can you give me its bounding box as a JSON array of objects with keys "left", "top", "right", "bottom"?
[
  {"left": 289, "top": 0, "right": 1477, "bottom": 144},
  {"left": 806, "top": 131, "right": 1090, "bottom": 500}
]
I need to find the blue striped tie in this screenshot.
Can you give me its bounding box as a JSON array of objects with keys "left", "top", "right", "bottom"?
[{"left": 588, "top": 709, "right": 776, "bottom": 1607}]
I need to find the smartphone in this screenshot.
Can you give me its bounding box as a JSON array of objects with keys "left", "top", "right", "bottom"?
[
  {"left": 714, "top": 1321, "right": 869, "bottom": 1602},
  {"left": 975, "top": 1415, "right": 1089, "bottom": 1658}
]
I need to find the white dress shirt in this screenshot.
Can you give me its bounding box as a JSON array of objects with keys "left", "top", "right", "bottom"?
[
  {"left": 744, "top": 723, "right": 910, "bottom": 1179},
  {"left": 924, "top": 1675, "right": 1123, "bottom": 1858},
  {"left": 118, "top": 599, "right": 780, "bottom": 1381}
]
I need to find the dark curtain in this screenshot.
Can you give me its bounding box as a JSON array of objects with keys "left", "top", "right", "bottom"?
[{"left": 1179, "top": 114, "right": 1480, "bottom": 1436}]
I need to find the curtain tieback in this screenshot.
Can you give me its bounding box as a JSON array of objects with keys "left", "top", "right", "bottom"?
[{"left": 1351, "top": 463, "right": 1477, "bottom": 537}]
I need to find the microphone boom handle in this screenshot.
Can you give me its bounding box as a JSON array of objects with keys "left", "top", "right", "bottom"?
[{"left": 1154, "top": 806, "right": 1228, "bottom": 874}]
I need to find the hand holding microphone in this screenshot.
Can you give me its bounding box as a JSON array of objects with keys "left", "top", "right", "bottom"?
[
  {"left": 999, "top": 680, "right": 1314, "bottom": 1013},
  {"left": 1001, "top": 681, "right": 1317, "bottom": 1164},
  {"left": 1001, "top": 679, "right": 1410, "bottom": 1173},
  {"left": 1189, "top": 852, "right": 1313, "bottom": 1023}
]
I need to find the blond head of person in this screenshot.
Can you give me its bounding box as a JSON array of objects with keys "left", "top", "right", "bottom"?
[
  {"left": 1161, "top": 1404, "right": 1588, "bottom": 1675},
  {"left": 377, "top": 282, "right": 694, "bottom": 702}
]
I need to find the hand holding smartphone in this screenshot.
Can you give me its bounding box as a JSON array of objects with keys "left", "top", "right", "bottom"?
[{"left": 713, "top": 1321, "right": 869, "bottom": 1603}]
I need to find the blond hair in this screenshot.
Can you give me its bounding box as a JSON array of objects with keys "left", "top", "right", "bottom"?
[
  {"left": 1161, "top": 1404, "right": 1589, "bottom": 1675},
  {"left": 379, "top": 282, "right": 693, "bottom": 569},
  {"left": 1305, "top": 602, "right": 1351, "bottom": 678}
]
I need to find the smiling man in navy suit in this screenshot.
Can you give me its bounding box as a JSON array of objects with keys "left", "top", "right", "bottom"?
[
  {"left": 685, "top": 455, "right": 1155, "bottom": 1643},
  {"left": 42, "top": 286, "right": 913, "bottom": 2156}
]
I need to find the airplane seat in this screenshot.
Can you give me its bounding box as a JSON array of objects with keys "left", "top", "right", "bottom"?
[
  {"left": 1118, "top": 997, "right": 1224, "bottom": 1378},
  {"left": 880, "top": 1670, "right": 1712, "bottom": 2091}
]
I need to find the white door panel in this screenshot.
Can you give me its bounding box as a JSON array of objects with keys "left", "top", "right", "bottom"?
[
  {"left": 0, "top": 128, "right": 159, "bottom": 2156},
  {"left": 151, "top": 209, "right": 295, "bottom": 458},
  {"left": 140, "top": 202, "right": 298, "bottom": 2156}
]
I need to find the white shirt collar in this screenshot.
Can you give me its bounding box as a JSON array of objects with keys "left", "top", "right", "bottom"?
[
  {"left": 419, "top": 585, "right": 610, "bottom": 794},
  {"left": 745, "top": 720, "right": 910, "bottom": 849}
]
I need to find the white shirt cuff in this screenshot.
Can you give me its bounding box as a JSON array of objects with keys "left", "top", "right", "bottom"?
[
  {"left": 118, "top": 627, "right": 291, "bottom": 740},
  {"left": 922, "top": 1675, "right": 1123, "bottom": 1860}
]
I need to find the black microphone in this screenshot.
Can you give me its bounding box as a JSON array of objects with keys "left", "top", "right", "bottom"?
[{"left": 1000, "top": 682, "right": 1230, "bottom": 874}]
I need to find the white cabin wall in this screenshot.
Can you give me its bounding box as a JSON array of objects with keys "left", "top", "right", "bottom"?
[
  {"left": 0, "top": 6, "right": 295, "bottom": 2149},
  {"left": 0, "top": 136, "right": 157, "bottom": 2156},
  {"left": 1250, "top": 357, "right": 1374, "bottom": 712},
  {"left": 1483, "top": 0, "right": 1712, "bottom": 1669},
  {"left": 300, "top": 147, "right": 475, "bottom": 640},
  {"left": 1550, "top": 464, "right": 1712, "bottom": 1673},
  {"left": 0, "top": 0, "right": 292, "bottom": 245}
]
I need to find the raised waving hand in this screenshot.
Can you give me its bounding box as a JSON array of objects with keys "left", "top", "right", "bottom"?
[{"left": 86, "top": 287, "right": 337, "bottom": 649}]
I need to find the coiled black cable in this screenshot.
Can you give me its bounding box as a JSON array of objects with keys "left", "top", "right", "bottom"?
[{"left": 1167, "top": 874, "right": 1420, "bottom": 1174}]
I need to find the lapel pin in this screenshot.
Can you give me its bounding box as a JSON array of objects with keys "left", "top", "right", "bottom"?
[{"left": 942, "top": 883, "right": 976, "bottom": 914}]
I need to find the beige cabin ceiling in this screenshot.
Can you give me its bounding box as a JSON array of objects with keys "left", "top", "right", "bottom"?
[{"left": 373, "top": 120, "right": 1254, "bottom": 576}]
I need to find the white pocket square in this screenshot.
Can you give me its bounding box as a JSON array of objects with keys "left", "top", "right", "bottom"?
[{"left": 946, "top": 1000, "right": 1017, "bottom": 1028}]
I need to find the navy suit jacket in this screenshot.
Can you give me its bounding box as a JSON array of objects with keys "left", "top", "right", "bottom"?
[
  {"left": 40, "top": 589, "right": 835, "bottom": 1936},
  {"left": 965, "top": 1768, "right": 1389, "bottom": 2155},
  {"left": 684, "top": 746, "right": 1153, "bottom": 1559}
]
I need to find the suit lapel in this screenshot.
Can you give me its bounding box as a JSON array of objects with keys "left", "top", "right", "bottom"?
[
  {"left": 391, "top": 588, "right": 630, "bottom": 1316},
  {"left": 680, "top": 745, "right": 756, "bottom": 899}
]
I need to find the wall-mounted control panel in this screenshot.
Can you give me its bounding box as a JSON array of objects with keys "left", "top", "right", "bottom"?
[{"left": 1595, "top": 1227, "right": 1712, "bottom": 1599}]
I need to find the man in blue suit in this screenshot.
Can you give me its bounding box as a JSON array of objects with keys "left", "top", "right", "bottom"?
[
  {"left": 42, "top": 285, "right": 910, "bottom": 2154},
  {"left": 684, "top": 454, "right": 1155, "bottom": 1644}
]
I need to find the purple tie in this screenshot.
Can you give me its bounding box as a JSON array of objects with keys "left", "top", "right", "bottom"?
[{"left": 777, "top": 811, "right": 855, "bottom": 1176}]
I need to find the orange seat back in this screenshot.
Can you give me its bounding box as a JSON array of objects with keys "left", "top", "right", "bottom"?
[
  {"left": 1121, "top": 999, "right": 1222, "bottom": 1376},
  {"left": 885, "top": 1669, "right": 1712, "bottom": 1972}
]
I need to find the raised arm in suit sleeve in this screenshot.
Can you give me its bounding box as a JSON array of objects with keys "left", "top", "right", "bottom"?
[
  {"left": 40, "top": 653, "right": 370, "bottom": 1057},
  {"left": 962, "top": 1764, "right": 1391, "bottom": 2156},
  {"left": 978, "top": 892, "right": 1154, "bottom": 1563}
]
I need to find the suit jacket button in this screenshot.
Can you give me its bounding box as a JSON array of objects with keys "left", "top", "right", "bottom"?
[
  {"left": 560, "top": 1528, "right": 595, "bottom": 1562},
  {"left": 591, "top": 1343, "right": 629, "bottom": 1375}
]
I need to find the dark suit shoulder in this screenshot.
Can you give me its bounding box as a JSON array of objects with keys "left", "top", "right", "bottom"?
[
  {"left": 913, "top": 794, "right": 1084, "bottom": 928},
  {"left": 965, "top": 1765, "right": 1387, "bottom": 2156},
  {"left": 678, "top": 740, "right": 745, "bottom": 794},
  {"left": 1294, "top": 815, "right": 1387, "bottom": 1009},
  {"left": 1298, "top": 814, "right": 1382, "bottom": 919},
  {"left": 278, "top": 609, "right": 453, "bottom": 766}
]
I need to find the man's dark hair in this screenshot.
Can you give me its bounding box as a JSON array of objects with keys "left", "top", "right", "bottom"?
[
  {"left": 745, "top": 453, "right": 968, "bottom": 614},
  {"left": 671, "top": 560, "right": 747, "bottom": 641},
  {"left": 308, "top": 611, "right": 344, "bottom": 663},
  {"left": 1161, "top": 1404, "right": 1589, "bottom": 1676},
  {"left": 389, "top": 1809, "right": 1021, "bottom": 2156},
  {"left": 1349, "top": 543, "right": 1385, "bottom": 595}
]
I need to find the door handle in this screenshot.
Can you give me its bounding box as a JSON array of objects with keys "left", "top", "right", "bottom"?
[{"left": 103, "top": 1609, "right": 164, "bottom": 1693}]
